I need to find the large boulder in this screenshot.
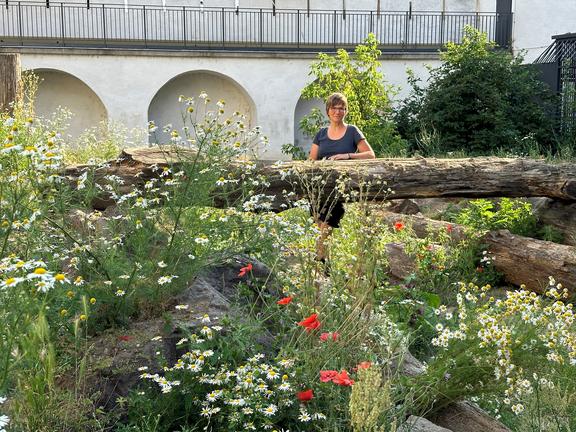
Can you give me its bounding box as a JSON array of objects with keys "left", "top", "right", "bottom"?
[{"left": 82, "top": 256, "right": 276, "bottom": 412}]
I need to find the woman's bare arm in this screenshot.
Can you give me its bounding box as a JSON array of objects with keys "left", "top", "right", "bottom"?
[{"left": 309, "top": 143, "right": 320, "bottom": 160}]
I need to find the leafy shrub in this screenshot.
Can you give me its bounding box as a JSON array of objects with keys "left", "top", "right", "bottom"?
[
  {"left": 299, "top": 34, "right": 407, "bottom": 157},
  {"left": 454, "top": 198, "right": 537, "bottom": 236},
  {"left": 395, "top": 27, "right": 557, "bottom": 156}
]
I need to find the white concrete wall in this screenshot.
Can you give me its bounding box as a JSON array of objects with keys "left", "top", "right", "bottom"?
[
  {"left": 34, "top": 69, "right": 108, "bottom": 139},
  {"left": 19, "top": 50, "right": 438, "bottom": 159},
  {"left": 148, "top": 70, "right": 256, "bottom": 143},
  {"left": 512, "top": 0, "right": 576, "bottom": 63}
]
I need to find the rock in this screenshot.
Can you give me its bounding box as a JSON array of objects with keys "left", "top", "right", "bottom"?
[
  {"left": 399, "top": 351, "right": 427, "bottom": 377},
  {"left": 399, "top": 416, "right": 453, "bottom": 432},
  {"left": 65, "top": 208, "right": 111, "bottom": 238},
  {"left": 429, "top": 401, "right": 510, "bottom": 432},
  {"left": 385, "top": 243, "right": 416, "bottom": 281},
  {"left": 411, "top": 198, "right": 467, "bottom": 218},
  {"left": 386, "top": 199, "right": 421, "bottom": 215},
  {"left": 83, "top": 256, "right": 277, "bottom": 412}
]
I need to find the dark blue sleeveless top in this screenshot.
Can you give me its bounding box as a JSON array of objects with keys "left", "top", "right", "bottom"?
[{"left": 313, "top": 125, "right": 365, "bottom": 159}]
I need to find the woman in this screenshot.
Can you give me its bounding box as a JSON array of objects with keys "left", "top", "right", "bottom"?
[{"left": 309, "top": 92, "right": 376, "bottom": 262}]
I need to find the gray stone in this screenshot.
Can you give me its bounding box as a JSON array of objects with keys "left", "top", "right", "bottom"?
[
  {"left": 83, "top": 256, "right": 277, "bottom": 412},
  {"left": 429, "top": 401, "right": 511, "bottom": 432},
  {"left": 386, "top": 199, "right": 421, "bottom": 215},
  {"left": 399, "top": 416, "right": 453, "bottom": 432}
]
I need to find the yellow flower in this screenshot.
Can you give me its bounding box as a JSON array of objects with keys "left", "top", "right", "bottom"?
[
  {"left": 90, "top": 297, "right": 96, "bottom": 304},
  {"left": 33, "top": 267, "right": 47, "bottom": 275},
  {"left": 79, "top": 314, "right": 87, "bottom": 321},
  {"left": 55, "top": 273, "right": 66, "bottom": 282},
  {"left": 60, "top": 309, "right": 68, "bottom": 317},
  {"left": 66, "top": 290, "right": 74, "bottom": 299}
]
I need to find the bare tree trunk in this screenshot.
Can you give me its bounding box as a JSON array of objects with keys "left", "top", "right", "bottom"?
[{"left": 0, "top": 53, "right": 21, "bottom": 115}]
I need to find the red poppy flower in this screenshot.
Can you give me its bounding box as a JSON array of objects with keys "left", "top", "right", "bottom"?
[
  {"left": 394, "top": 221, "right": 405, "bottom": 231},
  {"left": 238, "top": 262, "right": 253, "bottom": 277},
  {"left": 297, "top": 389, "right": 314, "bottom": 402},
  {"left": 332, "top": 370, "right": 355, "bottom": 386},
  {"left": 319, "top": 370, "right": 339, "bottom": 383},
  {"left": 446, "top": 224, "right": 453, "bottom": 233},
  {"left": 118, "top": 335, "right": 132, "bottom": 342},
  {"left": 357, "top": 361, "right": 371, "bottom": 370},
  {"left": 319, "top": 332, "right": 339, "bottom": 342},
  {"left": 476, "top": 266, "right": 484, "bottom": 273},
  {"left": 277, "top": 296, "right": 293, "bottom": 305},
  {"left": 298, "top": 313, "right": 321, "bottom": 332}
]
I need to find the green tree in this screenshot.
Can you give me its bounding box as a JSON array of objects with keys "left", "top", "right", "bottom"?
[
  {"left": 300, "top": 33, "right": 406, "bottom": 156},
  {"left": 395, "top": 26, "right": 556, "bottom": 155}
]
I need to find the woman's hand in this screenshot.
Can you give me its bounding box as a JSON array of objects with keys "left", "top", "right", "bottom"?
[{"left": 328, "top": 153, "right": 352, "bottom": 161}]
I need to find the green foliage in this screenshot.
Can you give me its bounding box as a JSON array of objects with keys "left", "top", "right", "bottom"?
[
  {"left": 281, "top": 142, "right": 308, "bottom": 160},
  {"left": 300, "top": 33, "right": 407, "bottom": 156},
  {"left": 395, "top": 27, "right": 557, "bottom": 156},
  {"left": 63, "top": 121, "right": 145, "bottom": 165},
  {"left": 455, "top": 198, "right": 538, "bottom": 236}
]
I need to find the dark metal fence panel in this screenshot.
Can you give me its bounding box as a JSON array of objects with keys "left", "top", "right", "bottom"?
[
  {"left": 534, "top": 34, "right": 576, "bottom": 135},
  {"left": 0, "top": 1, "right": 511, "bottom": 51}
]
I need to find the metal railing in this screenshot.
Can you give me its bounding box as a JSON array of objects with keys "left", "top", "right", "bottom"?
[{"left": 0, "top": 1, "right": 512, "bottom": 51}]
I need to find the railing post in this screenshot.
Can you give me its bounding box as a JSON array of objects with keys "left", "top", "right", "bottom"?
[
  {"left": 60, "top": 2, "right": 65, "bottom": 46},
  {"left": 221, "top": 7, "right": 225, "bottom": 47},
  {"left": 17, "top": 1, "right": 22, "bottom": 45},
  {"left": 440, "top": 11, "right": 445, "bottom": 46},
  {"left": 333, "top": 10, "right": 336, "bottom": 50},
  {"left": 182, "top": 6, "right": 186, "bottom": 48},
  {"left": 369, "top": 10, "right": 373, "bottom": 33},
  {"left": 5, "top": 0, "right": 8, "bottom": 10},
  {"left": 404, "top": 10, "right": 409, "bottom": 49},
  {"left": 101, "top": 3, "right": 107, "bottom": 47},
  {"left": 297, "top": 9, "right": 300, "bottom": 48},
  {"left": 259, "top": 8, "right": 263, "bottom": 48},
  {"left": 143, "top": 5, "right": 147, "bottom": 48}
]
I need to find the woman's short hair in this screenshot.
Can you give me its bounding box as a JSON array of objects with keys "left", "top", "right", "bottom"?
[{"left": 325, "top": 92, "right": 348, "bottom": 113}]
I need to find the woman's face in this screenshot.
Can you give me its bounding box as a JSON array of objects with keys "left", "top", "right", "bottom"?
[{"left": 327, "top": 104, "right": 347, "bottom": 123}]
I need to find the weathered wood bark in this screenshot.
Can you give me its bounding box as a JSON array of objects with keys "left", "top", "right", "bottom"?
[
  {"left": 259, "top": 156, "right": 576, "bottom": 204},
  {"left": 484, "top": 230, "right": 576, "bottom": 294},
  {"left": 430, "top": 401, "right": 510, "bottom": 432},
  {"left": 65, "top": 147, "right": 576, "bottom": 210},
  {"left": 377, "top": 211, "right": 576, "bottom": 293},
  {"left": 530, "top": 198, "right": 576, "bottom": 246},
  {"left": 0, "top": 53, "right": 21, "bottom": 114}
]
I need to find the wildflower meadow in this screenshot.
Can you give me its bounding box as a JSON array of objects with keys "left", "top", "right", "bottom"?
[{"left": 1, "top": 40, "right": 576, "bottom": 431}]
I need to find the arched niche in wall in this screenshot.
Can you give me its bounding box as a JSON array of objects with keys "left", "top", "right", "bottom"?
[
  {"left": 148, "top": 70, "right": 256, "bottom": 144},
  {"left": 32, "top": 69, "right": 108, "bottom": 140},
  {"left": 293, "top": 96, "right": 325, "bottom": 155}
]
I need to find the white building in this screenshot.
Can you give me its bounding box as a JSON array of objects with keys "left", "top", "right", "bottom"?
[{"left": 0, "top": 0, "right": 574, "bottom": 158}]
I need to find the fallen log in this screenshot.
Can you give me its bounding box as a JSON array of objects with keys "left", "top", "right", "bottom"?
[
  {"left": 64, "top": 147, "right": 576, "bottom": 210},
  {"left": 530, "top": 198, "right": 576, "bottom": 246},
  {"left": 484, "top": 230, "right": 576, "bottom": 294},
  {"left": 377, "top": 211, "right": 576, "bottom": 294}
]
